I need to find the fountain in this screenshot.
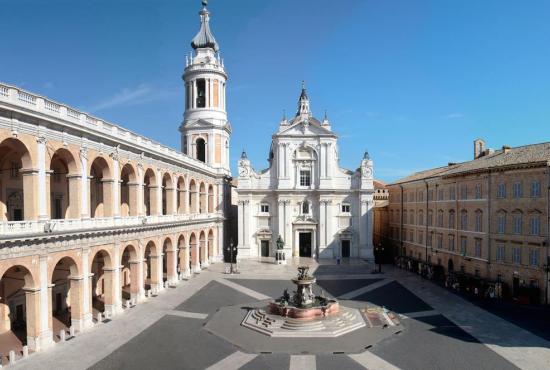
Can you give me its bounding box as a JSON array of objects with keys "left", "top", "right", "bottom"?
[{"left": 268, "top": 266, "right": 339, "bottom": 319}]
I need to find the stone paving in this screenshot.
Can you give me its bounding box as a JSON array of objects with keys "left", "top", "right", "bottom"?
[{"left": 10, "top": 258, "right": 550, "bottom": 370}]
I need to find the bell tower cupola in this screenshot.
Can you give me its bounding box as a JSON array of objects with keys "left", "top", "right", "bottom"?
[{"left": 179, "top": 0, "right": 231, "bottom": 174}]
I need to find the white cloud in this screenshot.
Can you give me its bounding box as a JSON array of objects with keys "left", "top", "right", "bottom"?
[
  {"left": 88, "top": 84, "right": 152, "bottom": 112},
  {"left": 445, "top": 113, "right": 464, "bottom": 119}
]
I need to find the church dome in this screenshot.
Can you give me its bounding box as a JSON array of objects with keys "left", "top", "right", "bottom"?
[{"left": 191, "top": 2, "right": 219, "bottom": 51}]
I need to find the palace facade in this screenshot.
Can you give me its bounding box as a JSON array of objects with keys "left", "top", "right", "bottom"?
[
  {"left": 0, "top": 0, "right": 231, "bottom": 357},
  {"left": 387, "top": 139, "right": 550, "bottom": 303},
  {"left": 236, "top": 87, "right": 375, "bottom": 260}
]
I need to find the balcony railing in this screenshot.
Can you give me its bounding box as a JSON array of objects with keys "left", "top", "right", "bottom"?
[
  {"left": 0, "top": 213, "right": 220, "bottom": 238},
  {"left": 0, "top": 82, "right": 217, "bottom": 175}
]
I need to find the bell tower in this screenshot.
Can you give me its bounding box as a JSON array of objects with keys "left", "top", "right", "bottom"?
[{"left": 180, "top": 0, "right": 231, "bottom": 174}]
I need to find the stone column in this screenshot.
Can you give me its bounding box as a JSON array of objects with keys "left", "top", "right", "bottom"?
[
  {"left": 137, "top": 164, "right": 144, "bottom": 216},
  {"left": 101, "top": 179, "right": 114, "bottom": 217},
  {"left": 80, "top": 249, "right": 93, "bottom": 329},
  {"left": 284, "top": 200, "right": 292, "bottom": 257},
  {"left": 319, "top": 200, "right": 327, "bottom": 254},
  {"left": 216, "top": 224, "right": 224, "bottom": 262},
  {"left": 112, "top": 155, "right": 120, "bottom": 218},
  {"left": 166, "top": 249, "right": 177, "bottom": 284},
  {"left": 19, "top": 168, "right": 39, "bottom": 221},
  {"left": 127, "top": 182, "right": 139, "bottom": 216},
  {"left": 165, "top": 187, "right": 175, "bottom": 215},
  {"left": 172, "top": 180, "right": 178, "bottom": 215},
  {"left": 68, "top": 276, "right": 84, "bottom": 331},
  {"left": 23, "top": 288, "right": 41, "bottom": 351},
  {"left": 148, "top": 255, "right": 161, "bottom": 292},
  {"left": 192, "top": 242, "right": 201, "bottom": 273},
  {"left": 278, "top": 199, "right": 285, "bottom": 241},
  {"left": 101, "top": 268, "right": 116, "bottom": 316},
  {"left": 66, "top": 174, "right": 82, "bottom": 219},
  {"left": 79, "top": 148, "right": 89, "bottom": 219},
  {"left": 130, "top": 259, "right": 144, "bottom": 302},
  {"left": 156, "top": 169, "right": 162, "bottom": 216},
  {"left": 36, "top": 136, "right": 49, "bottom": 220},
  {"left": 36, "top": 256, "right": 54, "bottom": 350}
]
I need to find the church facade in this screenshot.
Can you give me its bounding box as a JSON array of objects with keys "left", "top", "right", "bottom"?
[{"left": 236, "top": 88, "right": 375, "bottom": 260}]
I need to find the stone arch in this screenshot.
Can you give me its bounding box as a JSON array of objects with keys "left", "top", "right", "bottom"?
[
  {"left": 120, "top": 163, "right": 138, "bottom": 217},
  {"left": 189, "top": 232, "right": 198, "bottom": 271},
  {"left": 89, "top": 156, "right": 113, "bottom": 218},
  {"left": 0, "top": 264, "right": 39, "bottom": 355},
  {"left": 49, "top": 148, "right": 80, "bottom": 219},
  {"left": 208, "top": 228, "right": 215, "bottom": 262},
  {"left": 208, "top": 184, "right": 215, "bottom": 213},
  {"left": 90, "top": 249, "right": 113, "bottom": 317},
  {"left": 143, "top": 241, "right": 159, "bottom": 292},
  {"left": 199, "top": 182, "right": 207, "bottom": 214},
  {"left": 143, "top": 168, "right": 157, "bottom": 216},
  {"left": 162, "top": 172, "right": 174, "bottom": 216},
  {"left": 199, "top": 230, "right": 207, "bottom": 266},
  {"left": 162, "top": 237, "right": 175, "bottom": 284},
  {"left": 189, "top": 179, "right": 198, "bottom": 214},
  {"left": 0, "top": 138, "right": 34, "bottom": 221},
  {"left": 120, "top": 245, "right": 139, "bottom": 303},
  {"left": 195, "top": 137, "right": 206, "bottom": 163},
  {"left": 50, "top": 256, "right": 81, "bottom": 338},
  {"left": 177, "top": 234, "right": 187, "bottom": 276},
  {"left": 177, "top": 176, "right": 186, "bottom": 214}
]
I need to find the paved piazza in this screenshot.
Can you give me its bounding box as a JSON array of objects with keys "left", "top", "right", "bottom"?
[{"left": 11, "top": 259, "right": 550, "bottom": 370}]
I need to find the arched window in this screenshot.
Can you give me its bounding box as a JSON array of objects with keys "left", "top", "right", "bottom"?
[
  {"left": 460, "top": 210, "right": 468, "bottom": 230},
  {"left": 448, "top": 210, "right": 455, "bottom": 229},
  {"left": 418, "top": 210, "right": 424, "bottom": 226},
  {"left": 475, "top": 210, "right": 483, "bottom": 232},
  {"left": 196, "top": 138, "right": 206, "bottom": 162},
  {"left": 437, "top": 210, "right": 444, "bottom": 227}
]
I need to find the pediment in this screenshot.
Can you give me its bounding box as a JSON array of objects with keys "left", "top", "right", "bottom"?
[
  {"left": 278, "top": 120, "right": 335, "bottom": 137},
  {"left": 185, "top": 119, "right": 216, "bottom": 129}
]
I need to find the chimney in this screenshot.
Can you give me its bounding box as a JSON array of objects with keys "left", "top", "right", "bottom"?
[
  {"left": 502, "top": 145, "right": 511, "bottom": 154},
  {"left": 473, "top": 138, "right": 486, "bottom": 159}
]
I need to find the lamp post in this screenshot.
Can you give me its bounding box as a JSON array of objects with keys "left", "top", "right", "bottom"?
[
  {"left": 375, "top": 243, "right": 384, "bottom": 273},
  {"left": 226, "top": 238, "right": 238, "bottom": 274}
]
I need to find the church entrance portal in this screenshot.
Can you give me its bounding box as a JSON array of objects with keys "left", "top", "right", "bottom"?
[
  {"left": 261, "top": 240, "right": 270, "bottom": 257},
  {"left": 299, "top": 232, "right": 312, "bottom": 257}
]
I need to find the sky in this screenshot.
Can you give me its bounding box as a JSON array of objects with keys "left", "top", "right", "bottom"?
[{"left": 1, "top": 0, "right": 550, "bottom": 182}]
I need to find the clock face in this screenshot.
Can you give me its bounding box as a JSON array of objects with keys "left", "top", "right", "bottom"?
[
  {"left": 364, "top": 167, "right": 372, "bottom": 177},
  {"left": 239, "top": 167, "right": 249, "bottom": 177}
]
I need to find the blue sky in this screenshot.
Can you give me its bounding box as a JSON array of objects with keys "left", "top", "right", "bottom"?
[{"left": 2, "top": 0, "right": 549, "bottom": 182}]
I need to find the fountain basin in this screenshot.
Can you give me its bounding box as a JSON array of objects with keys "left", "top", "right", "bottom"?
[{"left": 268, "top": 300, "right": 339, "bottom": 319}]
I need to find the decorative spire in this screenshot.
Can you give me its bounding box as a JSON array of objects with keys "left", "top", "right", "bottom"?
[
  {"left": 322, "top": 110, "right": 330, "bottom": 125},
  {"left": 363, "top": 150, "right": 370, "bottom": 160},
  {"left": 241, "top": 150, "right": 248, "bottom": 159},
  {"left": 296, "top": 81, "right": 311, "bottom": 117},
  {"left": 191, "top": 0, "right": 219, "bottom": 52}
]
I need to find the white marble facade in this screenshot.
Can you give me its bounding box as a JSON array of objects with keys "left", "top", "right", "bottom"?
[{"left": 236, "top": 87, "right": 375, "bottom": 260}]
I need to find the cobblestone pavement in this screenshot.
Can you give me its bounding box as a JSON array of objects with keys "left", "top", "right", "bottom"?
[{"left": 11, "top": 258, "right": 550, "bottom": 370}]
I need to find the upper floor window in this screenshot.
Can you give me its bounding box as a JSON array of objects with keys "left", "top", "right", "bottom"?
[
  {"left": 496, "top": 183, "right": 506, "bottom": 199},
  {"left": 409, "top": 210, "right": 414, "bottom": 224},
  {"left": 529, "top": 249, "right": 540, "bottom": 267},
  {"left": 437, "top": 234, "right": 443, "bottom": 249},
  {"left": 260, "top": 204, "right": 270, "bottom": 213},
  {"left": 196, "top": 79, "right": 206, "bottom": 108},
  {"left": 427, "top": 210, "right": 433, "bottom": 226},
  {"left": 438, "top": 189, "right": 444, "bottom": 201},
  {"left": 448, "top": 210, "right": 456, "bottom": 228},
  {"left": 497, "top": 212, "right": 506, "bottom": 234},
  {"left": 529, "top": 214, "right": 540, "bottom": 235},
  {"left": 448, "top": 234, "right": 455, "bottom": 251},
  {"left": 474, "top": 239, "right": 482, "bottom": 258},
  {"left": 341, "top": 203, "right": 350, "bottom": 213},
  {"left": 300, "top": 170, "right": 311, "bottom": 187},
  {"left": 437, "top": 210, "right": 444, "bottom": 227},
  {"left": 475, "top": 210, "right": 483, "bottom": 232},
  {"left": 460, "top": 237, "right": 467, "bottom": 255},
  {"left": 512, "top": 247, "right": 521, "bottom": 265},
  {"left": 449, "top": 187, "right": 456, "bottom": 200},
  {"left": 418, "top": 190, "right": 424, "bottom": 202},
  {"left": 460, "top": 185, "right": 468, "bottom": 200},
  {"left": 530, "top": 181, "right": 541, "bottom": 198},
  {"left": 428, "top": 189, "right": 433, "bottom": 201},
  {"left": 418, "top": 211, "right": 424, "bottom": 226},
  {"left": 475, "top": 184, "right": 482, "bottom": 199},
  {"left": 496, "top": 244, "right": 505, "bottom": 262},
  {"left": 512, "top": 212, "right": 522, "bottom": 234},
  {"left": 512, "top": 182, "right": 522, "bottom": 198},
  {"left": 460, "top": 210, "right": 468, "bottom": 230}
]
